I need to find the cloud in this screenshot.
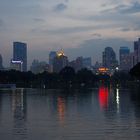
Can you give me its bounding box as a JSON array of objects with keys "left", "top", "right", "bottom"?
[
  {"left": 53, "top": 3, "right": 67, "bottom": 12},
  {"left": 133, "top": 24, "right": 140, "bottom": 31},
  {"left": 91, "top": 33, "right": 102, "bottom": 38},
  {"left": 103, "top": 2, "right": 140, "bottom": 14},
  {"left": 0, "top": 19, "right": 6, "bottom": 31},
  {"left": 48, "top": 26, "right": 94, "bottom": 34},
  {"left": 33, "top": 18, "right": 45, "bottom": 23},
  {"left": 31, "top": 25, "right": 96, "bottom": 35},
  {"left": 0, "top": 19, "right": 4, "bottom": 26},
  {"left": 64, "top": 0, "right": 69, "bottom": 3},
  {"left": 0, "top": 0, "right": 140, "bottom": 67},
  {"left": 122, "top": 2, "right": 140, "bottom": 14},
  {"left": 120, "top": 28, "right": 131, "bottom": 32}
]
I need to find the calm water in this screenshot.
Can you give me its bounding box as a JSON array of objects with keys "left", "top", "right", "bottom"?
[{"left": 0, "top": 86, "right": 140, "bottom": 140}]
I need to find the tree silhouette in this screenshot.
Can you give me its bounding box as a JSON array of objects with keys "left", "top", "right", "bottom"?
[{"left": 130, "top": 63, "right": 140, "bottom": 79}]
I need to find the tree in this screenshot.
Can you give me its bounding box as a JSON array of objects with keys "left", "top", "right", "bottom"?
[
  {"left": 59, "top": 66, "right": 75, "bottom": 82},
  {"left": 76, "top": 68, "right": 94, "bottom": 84},
  {"left": 130, "top": 63, "right": 140, "bottom": 79}
]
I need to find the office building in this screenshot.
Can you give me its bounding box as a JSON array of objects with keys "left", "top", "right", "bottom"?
[
  {"left": 49, "top": 51, "right": 57, "bottom": 65},
  {"left": 30, "top": 60, "right": 49, "bottom": 74},
  {"left": 69, "top": 57, "right": 92, "bottom": 71},
  {"left": 10, "top": 60, "right": 23, "bottom": 71},
  {"left": 133, "top": 38, "right": 140, "bottom": 66},
  {"left": 102, "top": 47, "right": 118, "bottom": 69},
  {"left": 49, "top": 51, "right": 57, "bottom": 72},
  {"left": 0, "top": 54, "right": 3, "bottom": 70},
  {"left": 119, "top": 47, "right": 130, "bottom": 71},
  {"left": 75, "top": 57, "right": 83, "bottom": 71},
  {"left": 13, "top": 42, "right": 27, "bottom": 71},
  {"left": 53, "top": 50, "right": 68, "bottom": 73},
  {"left": 83, "top": 57, "right": 92, "bottom": 68}
]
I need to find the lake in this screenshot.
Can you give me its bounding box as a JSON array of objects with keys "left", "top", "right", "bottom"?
[{"left": 0, "top": 86, "right": 140, "bottom": 140}]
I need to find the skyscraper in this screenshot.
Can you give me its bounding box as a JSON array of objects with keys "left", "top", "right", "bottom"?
[
  {"left": 53, "top": 50, "right": 68, "bottom": 73},
  {"left": 49, "top": 51, "right": 57, "bottom": 72},
  {"left": 0, "top": 54, "right": 3, "bottom": 70},
  {"left": 133, "top": 38, "right": 140, "bottom": 65},
  {"left": 10, "top": 60, "right": 23, "bottom": 71},
  {"left": 75, "top": 57, "right": 83, "bottom": 71},
  {"left": 13, "top": 42, "right": 27, "bottom": 71},
  {"left": 49, "top": 51, "right": 57, "bottom": 65},
  {"left": 83, "top": 57, "right": 92, "bottom": 68},
  {"left": 119, "top": 47, "right": 130, "bottom": 71},
  {"left": 30, "top": 60, "right": 49, "bottom": 74},
  {"left": 102, "top": 47, "right": 118, "bottom": 69}
]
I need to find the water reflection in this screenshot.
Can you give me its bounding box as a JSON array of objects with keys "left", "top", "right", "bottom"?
[
  {"left": 57, "top": 96, "right": 65, "bottom": 124},
  {"left": 0, "top": 93, "right": 2, "bottom": 124},
  {"left": 99, "top": 85, "right": 109, "bottom": 110},
  {"left": 0, "top": 87, "right": 140, "bottom": 140},
  {"left": 11, "top": 89, "right": 27, "bottom": 140},
  {"left": 116, "top": 88, "right": 120, "bottom": 113}
]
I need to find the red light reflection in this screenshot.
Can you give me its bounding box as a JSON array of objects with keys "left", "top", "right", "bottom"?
[
  {"left": 57, "top": 97, "right": 65, "bottom": 124},
  {"left": 99, "top": 86, "right": 109, "bottom": 109}
]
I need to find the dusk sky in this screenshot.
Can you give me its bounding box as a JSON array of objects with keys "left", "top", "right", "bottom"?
[{"left": 0, "top": 0, "right": 140, "bottom": 68}]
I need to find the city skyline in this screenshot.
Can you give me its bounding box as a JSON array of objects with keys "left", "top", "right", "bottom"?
[
  {"left": 0, "top": 39, "right": 138, "bottom": 70},
  {"left": 0, "top": 39, "right": 134, "bottom": 68},
  {"left": 0, "top": 0, "right": 140, "bottom": 67}
]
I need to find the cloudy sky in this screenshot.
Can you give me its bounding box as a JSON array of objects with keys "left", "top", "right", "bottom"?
[{"left": 0, "top": 0, "right": 140, "bottom": 67}]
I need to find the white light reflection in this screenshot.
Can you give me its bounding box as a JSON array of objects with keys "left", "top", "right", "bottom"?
[{"left": 116, "top": 88, "right": 120, "bottom": 113}]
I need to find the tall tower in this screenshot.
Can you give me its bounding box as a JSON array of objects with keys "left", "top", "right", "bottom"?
[
  {"left": 119, "top": 47, "right": 130, "bottom": 71},
  {"left": 134, "top": 38, "right": 140, "bottom": 65},
  {"left": 13, "top": 42, "right": 27, "bottom": 71},
  {"left": 49, "top": 51, "right": 57, "bottom": 65},
  {"left": 53, "top": 50, "right": 68, "bottom": 73},
  {"left": 49, "top": 51, "right": 57, "bottom": 72},
  {"left": 0, "top": 54, "right": 3, "bottom": 70},
  {"left": 102, "top": 47, "right": 118, "bottom": 69}
]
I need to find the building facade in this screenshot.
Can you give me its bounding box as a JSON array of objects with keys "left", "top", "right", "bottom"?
[
  {"left": 49, "top": 51, "right": 57, "bottom": 72},
  {"left": 30, "top": 60, "right": 49, "bottom": 74},
  {"left": 13, "top": 42, "right": 27, "bottom": 71},
  {"left": 102, "top": 47, "right": 118, "bottom": 69},
  {"left": 83, "top": 57, "right": 92, "bottom": 68},
  {"left": 10, "top": 60, "right": 23, "bottom": 71},
  {"left": 0, "top": 54, "right": 3, "bottom": 70},
  {"left": 133, "top": 38, "right": 140, "bottom": 66},
  {"left": 53, "top": 50, "right": 68, "bottom": 73},
  {"left": 119, "top": 47, "right": 130, "bottom": 71}
]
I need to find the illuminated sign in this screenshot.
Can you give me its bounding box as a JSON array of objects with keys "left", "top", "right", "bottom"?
[
  {"left": 98, "top": 67, "right": 109, "bottom": 73},
  {"left": 11, "top": 60, "right": 23, "bottom": 64}
]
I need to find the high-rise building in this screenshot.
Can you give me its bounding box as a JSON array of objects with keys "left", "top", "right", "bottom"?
[
  {"left": 49, "top": 51, "right": 57, "bottom": 72},
  {"left": 10, "top": 60, "right": 23, "bottom": 71},
  {"left": 119, "top": 47, "right": 130, "bottom": 71},
  {"left": 49, "top": 51, "right": 57, "bottom": 65},
  {"left": 83, "top": 57, "right": 92, "bottom": 68},
  {"left": 75, "top": 57, "right": 83, "bottom": 71},
  {"left": 30, "top": 60, "right": 49, "bottom": 74},
  {"left": 13, "top": 42, "right": 27, "bottom": 71},
  {"left": 0, "top": 54, "right": 3, "bottom": 70},
  {"left": 133, "top": 38, "right": 140, "bottom": 66},
  {"left": 53, "top": 50, "right": 68, "bottom": 73},
  {"left": 69, "top": 57, "right": 92, "bottom": 71},
  {"left": 102, "top": 47, "right": 118, "bottom": 69}
]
